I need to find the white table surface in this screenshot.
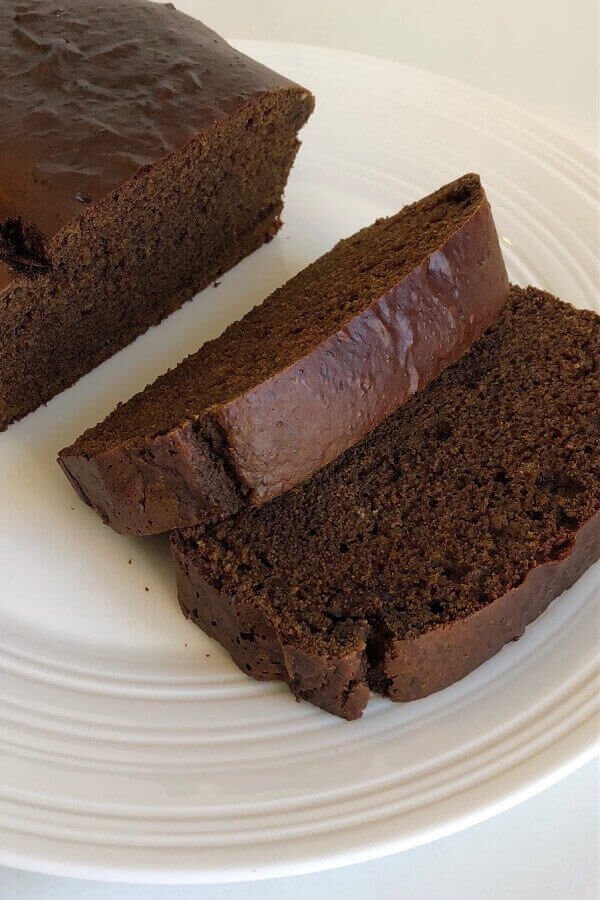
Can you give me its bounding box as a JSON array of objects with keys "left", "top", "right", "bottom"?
[{"left": 2, "top": 0, "right": 598, "bottom": 896}]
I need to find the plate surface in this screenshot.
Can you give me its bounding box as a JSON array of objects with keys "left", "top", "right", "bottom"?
[{"left": 0, "top": 41, "right": 598, "bottom": 883}]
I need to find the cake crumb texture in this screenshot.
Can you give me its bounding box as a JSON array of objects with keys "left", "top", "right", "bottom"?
[{"left": 173, "top": 287, "right": 600, "bottom": 718}]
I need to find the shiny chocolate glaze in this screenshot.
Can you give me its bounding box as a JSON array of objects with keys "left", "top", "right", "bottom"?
[{"left": 0, "top": 0, "right": 297, "bottom": 274}]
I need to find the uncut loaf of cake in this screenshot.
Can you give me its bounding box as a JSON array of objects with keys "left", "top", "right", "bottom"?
[
  {"left": 0, "top": 0, "right": 314, "bottom": 430},
  {"left": 59, "top": 174, "right": 509, "bottom": 535},
  {"left": 172, "top": 287, "right": 600, "bottom": 719}
]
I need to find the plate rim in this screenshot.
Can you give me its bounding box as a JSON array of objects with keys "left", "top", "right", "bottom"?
[{"left": 0, "top": 722, "right": 597, "bottom": 884}]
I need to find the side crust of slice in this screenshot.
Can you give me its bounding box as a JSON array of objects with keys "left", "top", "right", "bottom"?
[{"left": 172, "top": 511, "right": 599, "bottom": 719}]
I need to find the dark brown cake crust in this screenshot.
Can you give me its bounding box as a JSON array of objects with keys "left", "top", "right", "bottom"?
[
  {"left": 174, "top": 512, "right": 599, "bottom": 719},
  {"left": 0, "top": 0, "right": 313, "bottom": 428},
  {"left": 0, "top": 0, "right": 301, "bottom": 264},
  {"left": 59, "top": 175, "right": 509, "bottom": 535},
  {"left": 171, "top": 287, "right": 600, "bottom": 719}
]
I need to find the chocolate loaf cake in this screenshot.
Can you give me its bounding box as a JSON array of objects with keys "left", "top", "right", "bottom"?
[
  {"left": 0, "top": 0, "right": 314, "bottom": 430},
  {"left": 172, "top": 287, "right": 600, "bottom": 719},
  {"left": 59, "top": 174, "right": 509, "bottom": 535}
]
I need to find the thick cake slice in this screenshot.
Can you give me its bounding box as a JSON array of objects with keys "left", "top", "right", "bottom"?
[
  {"left": 172, "top": 287, "right": 600, "bottom": 719},
  {"left": 0, "top": 0, "right": 314, "bottom": 430},
  {"left": 59, "top": 174, "right": 508, "bottom": 535}
]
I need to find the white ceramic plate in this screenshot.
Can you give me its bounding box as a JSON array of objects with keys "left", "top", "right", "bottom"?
[{"left": 0, "top": 41, "right": 598, "bottom": 884}]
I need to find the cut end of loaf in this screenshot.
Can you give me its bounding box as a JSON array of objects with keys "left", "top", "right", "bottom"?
[
  {"left": 0, "top": 0, "right": 315, "bottom": 430},
  {"left": 1, "top": 85, "right": 313, "bottom": 433}
]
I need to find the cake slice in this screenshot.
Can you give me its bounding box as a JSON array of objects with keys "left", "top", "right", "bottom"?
[
  {"left": 0, "top": 0, "right": 314, "bottom": 430},
  {"left": 172, "top": 287, "right": 600, "bottom": 719},
  {"left": 59, "top": 173, "right": 509, "bottom": 535}
]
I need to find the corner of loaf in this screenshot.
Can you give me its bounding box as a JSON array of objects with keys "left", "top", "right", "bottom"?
[{"left": 58, "top": 415, "right": 248, "bottom": 536}]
